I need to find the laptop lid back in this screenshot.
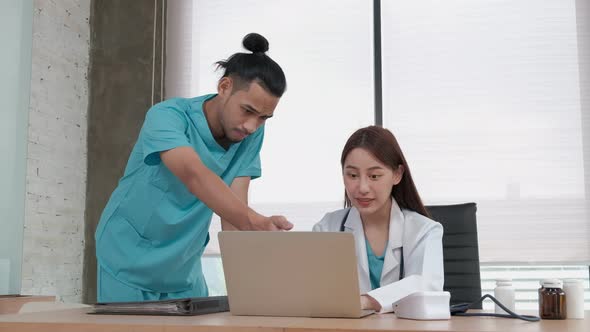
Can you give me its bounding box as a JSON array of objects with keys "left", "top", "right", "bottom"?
[{"left": 218, "top": 231, "right": 364, "bottom": 318}]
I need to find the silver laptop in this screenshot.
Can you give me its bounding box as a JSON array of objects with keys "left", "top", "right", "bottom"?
[{"left": 218, "top": 231, "right": 373, "bottom": 318}]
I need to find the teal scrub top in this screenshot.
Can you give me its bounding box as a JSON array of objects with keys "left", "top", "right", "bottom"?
[
  {"left": 95, "top": 94, "right": 264, "bottom": 294},
  {"left": 366, "top": 239, "right": 386, "bottom": 290}
]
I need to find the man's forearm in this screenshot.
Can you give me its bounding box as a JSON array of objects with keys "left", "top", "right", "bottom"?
[
  {"left": 184, "top": 164, "right": 256, "bottom": 230},
  {"left": 160, "top": 146, "right": 263, "bottom": 230}
]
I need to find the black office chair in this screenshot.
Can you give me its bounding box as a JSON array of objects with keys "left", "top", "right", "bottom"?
[{"left": 425, "top": 203, "right": 482, "bottom": 308}]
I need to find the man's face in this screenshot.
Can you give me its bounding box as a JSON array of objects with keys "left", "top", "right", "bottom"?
[{"left": 218, "top": 78, "right": 279, "bottom": 142}]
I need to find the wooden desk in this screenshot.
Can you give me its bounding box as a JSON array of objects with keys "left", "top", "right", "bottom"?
[
  {"left": 0, "top": 295, "right": 55, "bottom": 314},
  {"left": 0, "top": 307, "right": 588, "bottom": 332}
]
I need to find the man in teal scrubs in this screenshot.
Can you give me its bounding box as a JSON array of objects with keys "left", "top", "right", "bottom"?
[{"left": 95, "top": 33, "right": 292, "bottom": 302}]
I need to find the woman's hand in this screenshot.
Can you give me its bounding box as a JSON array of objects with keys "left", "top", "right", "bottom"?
[{"left": 360, "top": 295, "right": 381, "bottom": 311}]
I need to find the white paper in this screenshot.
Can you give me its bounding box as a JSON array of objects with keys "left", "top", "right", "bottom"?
[{"left": 366, "top": 275, "right": 428, "bottom": 313}]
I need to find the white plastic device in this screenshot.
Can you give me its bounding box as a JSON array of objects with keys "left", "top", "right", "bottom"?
[{"left": 394, "top": 291, "right": 451, "bottom": 320}]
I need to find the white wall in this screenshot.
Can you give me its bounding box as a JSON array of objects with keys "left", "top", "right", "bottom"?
[
  {"left": 20, "top": 0, "right": 90, "bottom": 302},
  {"left": 0, "top": 0, "right": 33, "bottom": 296}
]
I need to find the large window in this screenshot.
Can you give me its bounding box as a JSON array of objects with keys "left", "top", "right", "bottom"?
[{"left": 381, "top": 0, "right": 589, "bottom": 265}]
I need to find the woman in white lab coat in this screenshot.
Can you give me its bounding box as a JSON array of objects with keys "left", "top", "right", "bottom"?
[{"left": 313, "top": 126, "right": 444, "bottom": 313}]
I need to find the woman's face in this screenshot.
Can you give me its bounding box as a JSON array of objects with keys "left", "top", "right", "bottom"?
[{"left": 343, "top": 148, "right": 403, "bottom": 217}]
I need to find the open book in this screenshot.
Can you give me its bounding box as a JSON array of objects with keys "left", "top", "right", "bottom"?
[{"left": 91, "top": 296, "right": 229, "bottom": 316}]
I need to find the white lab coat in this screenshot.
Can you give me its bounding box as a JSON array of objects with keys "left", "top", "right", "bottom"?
[{"left": 312, "top": 198, "right": 444, "bottom": 313}]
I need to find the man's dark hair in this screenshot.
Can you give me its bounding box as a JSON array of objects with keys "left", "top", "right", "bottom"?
[{"left": 216, "top": 33, "right": 287, "bottom": 97}]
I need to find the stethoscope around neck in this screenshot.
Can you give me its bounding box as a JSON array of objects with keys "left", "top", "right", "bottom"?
[{"left": 339, "top": 207, "right": 405, "bottom": 281}]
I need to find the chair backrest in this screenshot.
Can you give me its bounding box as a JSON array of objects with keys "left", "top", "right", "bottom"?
[{"left": 425, "top": 203, "right": 482, "bottom": 308}]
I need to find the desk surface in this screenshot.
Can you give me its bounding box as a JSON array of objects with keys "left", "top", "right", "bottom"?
[{"left": 0, "top": 307, "right": 588, "bottom": 332}]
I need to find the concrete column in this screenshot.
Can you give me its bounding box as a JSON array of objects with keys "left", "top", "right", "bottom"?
[{"left": 83, "top": 0, "right": 165, "bottom": 304}]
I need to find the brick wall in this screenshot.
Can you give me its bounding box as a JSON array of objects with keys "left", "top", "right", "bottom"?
[{"left": 21, "top": 0, "right": 90, "bottom": 303}]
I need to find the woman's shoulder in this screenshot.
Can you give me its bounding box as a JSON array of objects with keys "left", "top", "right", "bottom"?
[
  {"left": 312, "top": 208, "right": 350, "bottom": 232},
  {"left": 401, "top": 209, "right": 444, "bottom": 234}
]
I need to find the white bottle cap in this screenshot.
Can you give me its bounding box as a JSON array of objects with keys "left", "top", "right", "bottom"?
[
  {"left": 541, "top": 279, "right": 563, "bottom": 288},
  {"left": 495, "top": 278, "right": 512, "bottom": 286}
]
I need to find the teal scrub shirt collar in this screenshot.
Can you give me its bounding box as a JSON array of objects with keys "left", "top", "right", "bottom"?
[{"left": 190, "top": 94, "right": 243, "bottom": 157}]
